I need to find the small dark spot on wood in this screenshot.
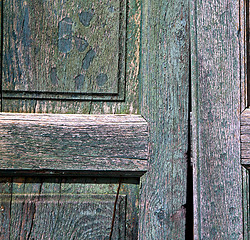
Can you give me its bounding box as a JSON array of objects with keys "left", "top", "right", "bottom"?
[
  {"left": 154, "top": 208, "right": 166, "bottom": 222},
  {"left": 96, "top": 207, "right": 101, "bottom": 213},
  {"left": 58, "top": 18, "right": 73, "bottom": 39},
  {"left": 229, "top": 207, "right": 235, "bottom": 214},
  {"left": 58, "top": 17, "right": 73, "bottom": 53},
  {"left": 74, "top": 74, "right": 85, "bottom": 90},
  {"left": 21, "top": 7, "right": 32, "bottom": 48},
  {"left": 58, "top": 38, "right": 72, "bottom": 53},
  {"left": 82, "top": 49, "right": 96, "bottom": 70},
  {"left": 96, "top": 73, "right": 108, "bottom": 87},
  {"left": 79, "top": 11, "right": 94, "bottom": 27},
  {"left": 75, "top": 37, "right": 88, "bottom": 52},
  {"left": 50, "top": 68, "right": 59, "bottom": 85},
  {"left": 176, "top": 29, "right": 184, "bottom": 40}
]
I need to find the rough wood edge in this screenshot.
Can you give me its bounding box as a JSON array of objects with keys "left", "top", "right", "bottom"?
[
  {"left": 190, "top": 0, "right": 200, "bottom": 238},
  {"left": 240, "top": 0, "right": 248, "bottom": 111},
  {"left": 0, "top": 113, "right": 148, "bottom": 124}
]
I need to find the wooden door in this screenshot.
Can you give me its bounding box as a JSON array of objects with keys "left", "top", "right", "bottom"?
[
  {"left": 0, "top": 0, "right": 148, "bottom": 239},
  {"left": 0, "top": 0, "right": 191, "bottom": 239}
]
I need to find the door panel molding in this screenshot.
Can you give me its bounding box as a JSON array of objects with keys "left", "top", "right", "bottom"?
[
  {"left": 1, "top": 193, "right": 126, "bottom": 239},
  {"left": 2, "top": 0, "right": 127, "bottom": 101}
]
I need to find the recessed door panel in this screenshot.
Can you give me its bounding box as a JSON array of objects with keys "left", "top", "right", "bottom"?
[{"left": 2, "top": 0, "right": 126, "bottom": 100}]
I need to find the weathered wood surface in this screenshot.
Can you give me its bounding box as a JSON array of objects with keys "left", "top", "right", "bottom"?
[
  {"left": 2, "top": 0, "right": 140, "bottom": 114},
  {"left": 2, "top": 0, "right": 126, "bottom": 100},
  {"left": 0, "top": 0, "right": 144, "bottom": 239},
  {"left": 242, "top": 167, "right": 250, "bottom": 240},
  {"left": 2, "top": 194, "right": 126, "bottom": 239},
  {"left": 241, "top": 0, "right": 248, "bottom": 111},
  {"left": 247, "top": 0, "right": 250, "bottom": 108},
  {"left": 0, "top": 0, "right": 2, "bottom": 111},
  {"left": 0, "top": 177, "right": 140, "bottom": 239},
  {"left": 0, "top": 113, "right": 148, "bottom": 174},
  {"left": 191, "top": 0, "right": 243, "bottom": 239},
  {"left": 241, "top": 109, "right": 250, "bottom": 166},
  {"left": 139, "top": 0, "right": 189, "bottom": 239}
]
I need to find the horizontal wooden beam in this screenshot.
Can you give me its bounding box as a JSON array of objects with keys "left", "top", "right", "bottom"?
[
  {"left": 0, "top": 113, "right": 148, "bottom": 176},
  {"left": 241, "top": 108, "right": 250, "bottom": 168}
]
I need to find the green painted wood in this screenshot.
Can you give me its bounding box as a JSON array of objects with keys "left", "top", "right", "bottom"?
[
  {"left": 0, "top": 113, "right": 148, "bottom": 174},
  {"left": 0, "top": 1, "right": 143, "bottom": 239},
  {"left": 139, "top": 0, "right": 189, "bottom": 239},
  {"left": 6, "top": 194, "right": 126, "bottom": 239},
  {"left": 2, "top": 0, "right": 140, "bottom": 114},
  {"left": 90, "top": 0, "right": 141, "bottom": 115},
  {"left": 191, "top": 0, "right": 243, "bottom": 238},
  {"left": 2, "top": 0, "right": 126, "bottom": 100},
  {"left": 0, "top": 177, "right": 140, "bottom": 239}
]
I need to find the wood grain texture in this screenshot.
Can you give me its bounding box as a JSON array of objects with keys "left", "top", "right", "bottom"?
[
  {"left": 191, "top": 0, "right": 243, "bottom": 238},
  {"left": 240, "top": 0, "right": 247, "bottom": 111},
  {"left": 0, "top": 178, "right": 11, "bottom": 240},
  {"left": 242, "top": 167, "right": 250, "bottom": 240},
  {"left": 247, "top": 0, "right": 250, "bottom": 108},
  {"left": 2, "top": 0, "right": 126, "bottom": 100},
  {"left": 0, "top": 113, "right": 148, "bottom": 174},
  {"left": 90, "top": 0, "right": 141, "bottom": 115},
  {"left": 139, "top": 0, "right": 189, "bottom": 239},
  {"left": 2, "top": 0, "right": 140, "bottom": 114},
  {"left": 0, "top": 1, "right": 142, "bottom": 238},
  {"left": 0, "top": 177, "right": 140, "bottom": 239},
  {"left": 241, "top": 109, "right": 250, "bottom": 166},
  {"left": 5, "top": 194, "right": 126, "bottom": 239},
  {"left": 0, "top": 0, "right": 2, "bottom": 111}
]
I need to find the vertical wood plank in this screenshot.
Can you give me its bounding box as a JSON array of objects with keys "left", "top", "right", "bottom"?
[
  {"left": 240, "top": 0, "right": 247, "bottom": 111},
  {"left": 140, "top": 0, "right": 189, "bottom": 239},
  {"left": 191, "top": 0, "right": 243, "bottom": 238},
  {"left": 0, "top": 0, "right": 2, "bottom": 111},
  {"left": 0, "top": 178, "right": 11, "bottom": 240},
  {"left": 242, "top": 168, "right": 250, "bottom": 240}
]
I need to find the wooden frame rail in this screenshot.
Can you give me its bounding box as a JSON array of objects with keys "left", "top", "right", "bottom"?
[{"left": 0, "top": 113, "right": 148, "bottom": 177}]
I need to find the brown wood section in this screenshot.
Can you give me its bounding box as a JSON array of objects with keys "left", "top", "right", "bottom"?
[
  {"left": 241, "top": 109, "right": 250, "bottom": 166},
  {"left": 0, "top": 113, "right": 148, "bottom": 176}
]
